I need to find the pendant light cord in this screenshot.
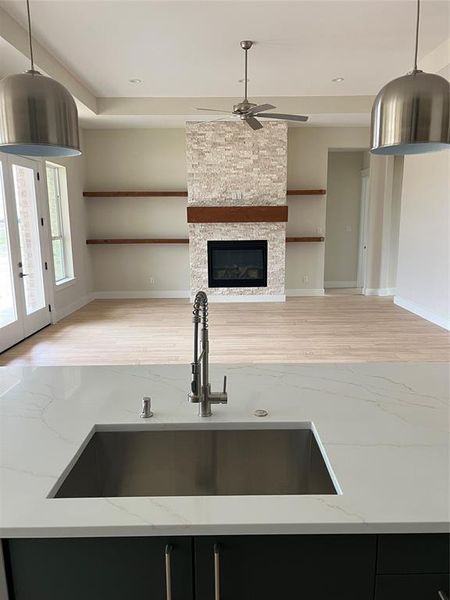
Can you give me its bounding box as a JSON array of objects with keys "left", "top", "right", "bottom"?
[
  {"left": 26, "top": 0, "right": 35, "bottom": 71},
  {"left": 413, "top": 0, "right": 420, "bottom": 71}
]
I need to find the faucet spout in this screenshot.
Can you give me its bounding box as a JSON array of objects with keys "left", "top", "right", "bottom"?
[{"left": 188, "top": 291, "right": 228, "bottom": 417}]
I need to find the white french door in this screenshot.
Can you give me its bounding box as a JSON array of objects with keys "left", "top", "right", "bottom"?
[{"left": 0, "top": 154, "right": 52, "bottom": 353}]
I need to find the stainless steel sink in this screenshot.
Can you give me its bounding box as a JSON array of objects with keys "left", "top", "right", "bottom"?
[{"left": 52, "top": 427, "right": 337, "bottom": 498}]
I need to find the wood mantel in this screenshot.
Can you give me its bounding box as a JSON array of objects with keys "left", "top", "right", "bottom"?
[
  {"left": 83, "top": 189, "right": 325, "bottom": 197},
  {"left": 187, "top": 206, "right": 288, "bottom": 223}
]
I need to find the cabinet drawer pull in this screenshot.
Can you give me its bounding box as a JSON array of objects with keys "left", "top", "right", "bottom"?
[
  {"left": 165, "top": 544, "right": 172, "bottom": 600},
  {"left": 214, "top": 543, "right": 220, "bottom": 600},
  {"left": 438, "top": 592, "right": 449, "bottom": 600}
]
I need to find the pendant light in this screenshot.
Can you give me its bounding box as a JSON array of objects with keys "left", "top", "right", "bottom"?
[
  {"left": 371, "top": 0, "right": 449, "bottom": 155},
  {"left": 0, "top": 0, "right": 81, "bottom": 156}
]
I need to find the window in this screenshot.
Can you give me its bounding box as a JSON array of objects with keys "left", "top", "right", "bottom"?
[{"left": 46, "top": 163, "right": 74, "bottom": 284}]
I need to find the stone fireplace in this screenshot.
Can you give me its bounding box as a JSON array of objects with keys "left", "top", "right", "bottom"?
[{"left": 186, "top": 120, "right": 287, "bottom": 301}]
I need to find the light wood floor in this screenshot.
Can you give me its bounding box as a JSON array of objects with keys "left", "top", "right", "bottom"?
[{"left": 1, "top": 296, "right": 449, "bottom": 366}]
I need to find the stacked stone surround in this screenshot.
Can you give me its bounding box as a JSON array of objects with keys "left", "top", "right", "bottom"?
[{"left": 186, "top": 120, "right": 287, "bottom": 299}]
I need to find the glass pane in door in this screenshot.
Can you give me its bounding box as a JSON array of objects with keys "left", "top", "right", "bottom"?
[
  {"left": 52, "top": 238, "right": 65, "bottom": 281},
  {"left": 12, "top": 164, "right": 45, "bottom": 315},
  {"left": 0, "top": 162, "right": 17, "bottom": 327}
]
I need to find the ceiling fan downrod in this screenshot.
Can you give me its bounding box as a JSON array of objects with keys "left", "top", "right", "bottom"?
[{"left": 240, "top": 40, "right": 253, "bottom": 102}]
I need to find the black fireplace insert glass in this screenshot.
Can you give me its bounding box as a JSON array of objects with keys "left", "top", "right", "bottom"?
[{"left": 207, "top": 240, "right": 268, "bottom": 288}]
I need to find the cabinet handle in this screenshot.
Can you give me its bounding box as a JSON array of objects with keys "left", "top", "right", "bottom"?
[
  {"left": 214, "top": 543, "right": 220, "bottom": 600},
  {"left": 438, "top": 592, "right": 449, "bottom": 600},
  {"left": 165, "top": 544, "right": 173, "bottom": 600}
]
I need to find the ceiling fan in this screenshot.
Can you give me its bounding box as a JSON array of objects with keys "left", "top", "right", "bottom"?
[{"left": 195, "top": 40, "right": 309, "bottom": 130}]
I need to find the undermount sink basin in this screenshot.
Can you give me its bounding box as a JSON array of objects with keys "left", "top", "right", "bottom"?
[{"left": 51, "top": 426, "right": 338, "bottom": 498}]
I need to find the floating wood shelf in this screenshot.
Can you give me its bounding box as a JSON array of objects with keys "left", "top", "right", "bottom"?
[
  {"left": 187, "top": 206, "right": 288, "bottom": 223},
  {"left": 286, "top": 236, "right": 324, "bottom": 243},
  {"left": 87, "top": 236, "right": 323, "bottom": 245},
  {"left": 84, "top": 191, "right": 188, "bottom": 197},
  {"left": 287, "top": 189, "right": 326, "bottom": 196},
  {"left": 84, "top": 189, "right": 326, "bottom": 198},
  {"left": 86, "top": 238, "right": 189, "bottom": 245}
]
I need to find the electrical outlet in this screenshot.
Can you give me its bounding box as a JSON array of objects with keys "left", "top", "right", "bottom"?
[
  {"left": 149, "top": 277, "right": 156, "bottom": 285},
  {"left": 303, "top": 275, "right": 309, "bottom": 284}
]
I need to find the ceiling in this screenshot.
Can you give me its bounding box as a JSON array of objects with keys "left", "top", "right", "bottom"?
[{"left": 0, "top": 0, "right": 448, "bottom": 128}]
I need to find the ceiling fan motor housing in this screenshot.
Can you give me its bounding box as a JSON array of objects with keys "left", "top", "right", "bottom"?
[{"left": 233, "top": 100, "right": 257, "bottom": 114}]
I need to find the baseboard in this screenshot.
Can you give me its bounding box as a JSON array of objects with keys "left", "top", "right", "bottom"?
[
  {"left": 324, "top": 281, "right": 357, "bottom": 289},
  {"left": 52, "top": 293, "right": 93, "bottom": 323},
  {"left": 286, "top": 288, "right": 325, "bottom": 297},
  {"left": 394, "top": 296, "right": 450, "bottom": 331},
  {"left": 206, "top": 294, "right": 286, "bottom": 303},
  {"left": 363, "top": 288, "right": 396, "bottom": 297},
  {"left": 93, "top": 290, "right": 190, "bottom": 300}
]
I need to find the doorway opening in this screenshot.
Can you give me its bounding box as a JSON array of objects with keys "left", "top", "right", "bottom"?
[{"left": 324, "top": 150, "right": 369, "bottom": 296}]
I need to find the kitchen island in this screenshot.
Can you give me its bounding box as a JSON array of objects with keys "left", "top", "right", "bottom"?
[{"left": 0, "top": 363, "right": 449, "bottom": 599}]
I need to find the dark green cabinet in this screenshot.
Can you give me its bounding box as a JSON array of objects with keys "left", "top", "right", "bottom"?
[
  {"left": 194, "top": 535, "right": 377, "bottom": 600},
  {"left": 375, "top": 535, "right": 450, "bottom": 600},
  {"left": 4, "top": 537, "right": 194, "bottom": 600},
  {"left": 377, "top": 534, "right": 450, "bottom": 574},
  {"left": 375, "top": 574, "right": 449, "bottom": 600},
  {"left": 4, "top": 533, "right": 449, "bottom": 599}
]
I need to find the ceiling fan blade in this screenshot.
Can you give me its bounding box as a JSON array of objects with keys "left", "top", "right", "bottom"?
[
  {"left": 194, "top": 107, "right": 230, "bottom": 113},
  {"left": 248, "top": 103, "right": 276, "bottom": 114},
  {"left": 257, "top": 113, "right": 309, "bottom": 122},
  {"left": 246, "top": 116, "right": 263, "bottom": 130}
]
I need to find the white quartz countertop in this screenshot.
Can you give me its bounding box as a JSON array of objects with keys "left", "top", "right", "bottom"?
[{"left": 0, "top": 363, "right": 449, "bottom": 538}]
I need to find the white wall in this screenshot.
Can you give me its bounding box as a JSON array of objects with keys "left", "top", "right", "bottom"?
[
  {"left": 388, "top": 156, "right": 403, "bottom": 289},
  {"left": 324, "top": 151, "right": 364, "bottom": 287},
  {"left": 83, "top": 126, "right": 370, "bottom": 296},
  {"left": 84, "top": 129, "right": 189, "bottom": 295},
  {"left": 395, "top": 151, "right": 450, "bottom": 330},
  {"left": 84, "top": 129, "right": 187, "bottom": 191},
  {"left": 364, "top": 154, "right": 403, "bottom": 295}
]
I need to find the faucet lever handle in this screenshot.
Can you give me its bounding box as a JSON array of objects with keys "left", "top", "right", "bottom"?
[{"left": 223, "top": 375, "right": 227, "bottom": 394}]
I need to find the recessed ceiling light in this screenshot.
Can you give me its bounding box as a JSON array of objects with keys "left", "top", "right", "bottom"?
[
  {"left": 129, "top": 78, "right": 143, "bottom": 84},
  {"left": 332, "top": 77, "right": 344, "bottom": 83}
]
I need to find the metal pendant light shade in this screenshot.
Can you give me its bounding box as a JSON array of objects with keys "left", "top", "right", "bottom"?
[
  {"left": 371, "top": 71, "right": 450, "bottom": 155},
  {"left": 0, "top": 0, "right": 80, "bottom": 157},
  {"left": 0, "top": 70, "right": 81, "bottom": 156},
  {"left": 370, "top": 0, "right": 450, "bottom": 155}
]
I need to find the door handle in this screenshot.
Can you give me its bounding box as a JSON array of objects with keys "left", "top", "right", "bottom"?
[
  {"left": 214, "top": 543, "right": 220, "bottom": 600},
  {"left": 165, "top": 544, "right": 172, "bottom": 600},
  {"left": 19, "top": 272, "right": 29, "bottom": 278},
  {"left": 438, "top": 592, "right": 449, "bottom": 600}
]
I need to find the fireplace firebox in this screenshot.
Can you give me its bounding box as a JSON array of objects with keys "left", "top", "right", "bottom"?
[{"left": 207, "top": 240, "right": 268, "bottom": 288}]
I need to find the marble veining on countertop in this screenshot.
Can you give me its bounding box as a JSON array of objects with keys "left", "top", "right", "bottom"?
[{"left": 0, "top": 363, "right": 448, "bottom": 537}]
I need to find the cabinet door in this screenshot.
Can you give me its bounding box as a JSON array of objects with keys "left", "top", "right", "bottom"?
[
  {"left": 194, "top": 535, "right": 376, "bottom": 600},
  {"left": 5, "top": 537, "right": 194, "bottom": 600},
  {"left": 377, "top": 534, "right": 450, "bottom": 574},
  {"left": 375, "top": 574, "right": 449, "bottom": 600}
]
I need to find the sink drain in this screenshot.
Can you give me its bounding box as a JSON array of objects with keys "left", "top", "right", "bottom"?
[{"left": 254, "top": 409, "right": 269, "bottom": 417}]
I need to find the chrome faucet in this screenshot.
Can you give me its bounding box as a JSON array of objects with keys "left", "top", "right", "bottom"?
[{"left": 188, "top": 291, "right": 228, "bottom": 417}]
